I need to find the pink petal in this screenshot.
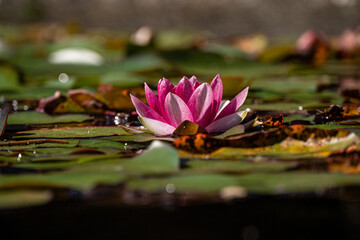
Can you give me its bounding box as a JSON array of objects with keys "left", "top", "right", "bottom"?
[
  {"left": 138, "top": 117, "right": 176, "bottom": 136},
  {"left": 157, "top": 78, "right": 174, "bottom": 106},
  {"left": 189, "top": 76, "right": 201, "bottom": 89},
  {"left": 174, "top": 76, "right": 194, "bottom": 103},
  {"left": 144, "top": 83, "right": 161, "bottom": 114},
  {"left": 130, "top": 94, "right": 165, "bottom": 122},
  {"left": 210, "top": 74, "right": 223, "bottom": 114},
  {"left": 215, "top": 87, "right": 248, "bottom": 120},
  {"left": 205, "top": 111, "right": 247, "bottom": 133},
  {"left": 187, "top": 83, "right": 214, "bottom": 127},
  {"left": 164, "top": 93, "right": 194, "bottom": 127}
]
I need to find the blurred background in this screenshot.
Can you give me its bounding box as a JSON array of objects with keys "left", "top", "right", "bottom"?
[
  {"left": 1, "top": 0, "right": 360, "bottom": 37},
  {"left": 0, "top": 0, "right": 359, "bottom": 113}
]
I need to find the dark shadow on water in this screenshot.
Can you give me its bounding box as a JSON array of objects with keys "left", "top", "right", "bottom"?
[{"left": 1, "top": 196, "right": 360, "bottom": 240}]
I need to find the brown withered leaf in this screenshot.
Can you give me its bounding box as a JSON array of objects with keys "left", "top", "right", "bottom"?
[
  {"left": 67, "top": 89, "right": 105, "bottom": 114},
  {"left": 173, "top": 120, "right": 207, "bottom": 136},
  {"left": 173, "top": 125, "right": 354, "bottom": 153},
  {"left": 53, "top": 98, "right": 85, "bottom": 114},
  {"left": 257, "top": 114, "right": 284, "bottom": 128},
  {"left": 314, "top": 104, "right": 360, "bottom": 124},
  {"left": 37, "top": 89, "right": 106, "bottom": 114},
  {"left": 96, "top": 84, "right": 145, "bottom": 111},
  {"left": 173, "top": 133, "right": 225, "bottom": 153},
  {"left": 37, "top": 91, "right": 67, "bottom": 114}
]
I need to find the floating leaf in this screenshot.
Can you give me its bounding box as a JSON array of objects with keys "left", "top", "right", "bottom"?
[
  {"left": 15, "top": 126, "right": 128, "bottom": 139},
  {"left": 235, "top": 172, "right": 360, "bottom": 194},
  {"left": 0, "top": 160, "right": 126, "bottom": 191},
  {"left": 128, "top": 174, "right": 238, "bottom": 194},
  {"left": 7, "top": 112, "right": 93, "bottom": 125},
  {"left": 0, "top": 65, "right": 21, "bottom": 92},
  {"left": 78, "top": 139, "right": 126, "bottom": 149},
  {"left": 0, "top": 190, "right": 53, "bottom": 209},
  {"left": 96, "top": 84, "right": 144, "bottom": 111},
  {"left": 174, "top": 125, "right": 359, "bottom": 154},
  {"left": 0, "top": 139, "right": 78, "bottom": 151},
  {"left": 184, "top": 159, "right": 294, "bottom": 174},
  {"left": 122, "top": 141, "right": 179, "bottom": 175},
  {"left": 211, "top": 132, "right": 358, "bottom": 159},
  {"left": 173, "top": 120, "right": 206, "bottom": 136},
  {"left": 103, "top": 133, "right": 174, "bottom": 143},
  {"left": 212, "top": 125, "right": 245, "bottom": 139}
]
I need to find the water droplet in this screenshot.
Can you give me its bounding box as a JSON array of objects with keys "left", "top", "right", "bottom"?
[
  {"left": 166, "top": 183, "right": 176, "bottom": 193},
  {"left": 114, "top": 114, "right": 129, "bottom": 126},
  {"left": 17, "top": 153, "right": 22, "bottom": 162},
  {"left": 88, "top": 130, "right": 91, "bottom": 134},
  {"left": 33, "top": 151, "right": 36, "bottom": 154},
  {"left": 246, "top": 108, "right": 251, "bottom": 112},
  {"left": 124, "top": 142, "right": 128, "bottom": 150},
  {"left": 58, "top": 73, "right": 69, "bottom": 83},
  {"left": 23, "top": 105, "right": 29, "bottom": 111},
  {"left": 298, "top": 106, "right": 303, "bottom": 111},
  {"left": 114, "top": 116, "right": 120, "bottom": 125},
  {"left": 12, "top": 100, "right": 18, "bottom": 111}
]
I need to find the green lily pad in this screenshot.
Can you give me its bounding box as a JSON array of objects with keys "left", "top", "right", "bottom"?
[
  {"left": 235, "top": 172, "right": 360, "bottom": 194},
  {"left": 7, "top": 112, "right": 93, "bottom": 125},
  {"left": 213, "top": 125, "right": 245, "bottom": 139},
  {"left": 284, "top": 114, "right": 314, "bottom": 123},
  {"left": 0, "top": 65, "right": 21, "bottom": 92},
  {"left": 0, "top": 161, "right": 126, "bottom": 191},
  {"left": 122, "top": 141, "right": 179, "bottom": 175},
  {"left": 15, "top": 126, "right": 129, "bottom": 139},
  {"left": 100, "top": 71, "right": 144, "bottom": 88},
  {"left": 78, "top": 139, "right": 126, "bottom": 149},
  {"left": 128, "top": 174, "right": 238, "bottom": 194},
  {"left": 103, "top": 133, "right": 174, "bottom": 142},
  {"left": 128, "top": 172, "right": 360, "bottom": 195},
  {"left": 211, "top": 132, "right": 359, "bottom": 159},
  {"left": 0, "top": 190, "right": 53, "bottom": 209},
  {"left": 0, "top": 139, "right": 79, "bottom": 151},
  {"left": 184, "top": 159, "right": 295, "bottom": 174},
  {"left": 309, "top": 125, "right": 360, "bottom": 137}
]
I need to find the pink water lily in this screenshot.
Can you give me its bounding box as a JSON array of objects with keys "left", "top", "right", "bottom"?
[{"left": 130, "top": 74, "right": 248, "bottom": 136}]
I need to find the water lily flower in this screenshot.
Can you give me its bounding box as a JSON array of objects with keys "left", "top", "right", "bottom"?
[{"left": 130, "top": 74, "right": 248, "bottom": 135}]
